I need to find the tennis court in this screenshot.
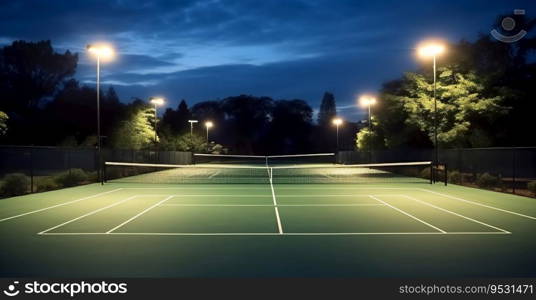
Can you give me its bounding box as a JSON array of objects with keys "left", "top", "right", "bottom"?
[{"left": 1, "top": 154, "right": 536, "bottom": 277}]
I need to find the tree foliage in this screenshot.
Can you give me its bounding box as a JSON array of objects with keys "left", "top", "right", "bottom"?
[
  {"left": 391, "top": 69, "right": 505, "bottom": 147},
  {"left": 111, "top": 100, "right": 155, "bottom": 150},
  {"left": 161, "top": 99, "right": 191, "bottom": 135},
  {"left": 1, "top": 17, "right": 535, "bottom": 153},
  {"left": 0, "top": 40, "right": 77, "bottom": 112},
  {"left": 365, "top": 14, "right": 536, "bottom": 149},
  {"left": 317, "top": 92, "right": 336, "bottom": 126},
  {"left": 0, "top": 111, "right": 8, "bottom": 136}
]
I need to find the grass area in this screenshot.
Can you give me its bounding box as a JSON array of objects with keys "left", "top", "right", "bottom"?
[{"left": 1, "top": 181, "right": 536, "bottom": 277}]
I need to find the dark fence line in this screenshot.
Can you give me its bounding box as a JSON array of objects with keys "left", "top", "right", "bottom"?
[
  {"left": 337, "top": 147, "right": 536, "bottom": 197},
  {"left": 105, "top": 149, "right": 192, "bottom": 165},
  {"left": 0, "top": 146, "right": 192, "bottom": 197},
  {"left": 1, "top": 145, "right": 535, "bottom": 198}
]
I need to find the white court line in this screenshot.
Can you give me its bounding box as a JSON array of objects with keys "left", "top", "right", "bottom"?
[
  {"left": 159, "top": 203, "right": 386, "bottom": 207},
  {"left": 369, "top": 195, "right": 446, "bottom": 233},
  {"left": 208, "top": 170, "right": 221, "bottom": 179},
  {"left": 137, "top": 194, "right": 382, "bottom": 197},
  {"left": 419, "top": 189, "right": 536, "bottom": 220},
  {"left": 0, "top": 188, "right": 123, "bottom": 222},
  {"left": 138, "top": 194, "right": 273, "bottom": 197},
  {"left": 38, "top": 195, "right": 139, "bottom": 235},
  {"left": 39, "top": 231, "right": 510, "bottom": 236},
  {"left": 121, "top": 187, "right": 415, "bottom": 190},
  {"left": 401, "top": 195, "right": 510, "bottom": 234},
  {"left": 277, "top": 194, "right": 403, "bottom": 197},
  {"left": 269, "top": 168, "right": 284, "bottom": 234},
  {"left": 121, "top": 186, "right": 536, "bottom": 219},
  {"left": 106, "top": 195, "right": 174, "bottom": 234}
]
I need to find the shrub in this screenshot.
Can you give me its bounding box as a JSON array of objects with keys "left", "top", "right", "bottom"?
[
  {"left": 420, "top": 168, "right": 431, "bottom": 180},
  {"left": 1, "top": 173, "right": 30, "bottom": 196},
  {"left": 528, "top": 181, "right": 536, "bottom": 195},
  {"left": 54, "top": 169, "right": 88, "bottom": 187},
  {"left": 476, "top": 173, "right": 500, "bottom": 188},
  {"left": 448, "top": 170, "right": 462, "bottom": 184},
  {"left": 105, "top": 168, "right": 122, "bottom": 180},
  {"left": 86, "top": 171, "right": 98, "bottom": 182},
  {"left": 36, "top": 177, "right": 59, "bottom": 192}
]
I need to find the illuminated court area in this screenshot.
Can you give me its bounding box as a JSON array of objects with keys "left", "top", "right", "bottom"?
[
  {"left": 33, "top": 187, "right": 516, "bottom": 236},
  {"left": 1, "top": 177, "right": 536, "bottom": 277}
]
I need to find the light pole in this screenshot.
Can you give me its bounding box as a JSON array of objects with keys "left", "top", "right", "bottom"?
[
  {"left": 149, "top": 97, "right": 165, "bottom": 144},
  {"left": 188, "top": 120, "right": 198, "bottom": 136},
  {"left": 418, "top": 41, "right": 445, "bottom": 182},
  {"left": 205, "top": 121, "right": 213, "bottom": 152},
  {"left": 87, "top": 44, "right": 114, "bottom": 185},
  {"left": 332, "top": 118, "right": 343, "bottom": 151},
  {"left": 359, "top": 95, "right": 377, "bottom": 131}
]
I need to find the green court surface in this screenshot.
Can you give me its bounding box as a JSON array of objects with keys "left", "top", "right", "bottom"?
[{"left": 1, "top": 181, "right": 536, "bottom": 277}]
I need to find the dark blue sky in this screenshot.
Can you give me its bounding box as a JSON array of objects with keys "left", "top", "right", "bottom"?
[{"left": 1, "top": 0, "right": 534, "bottom": 120}]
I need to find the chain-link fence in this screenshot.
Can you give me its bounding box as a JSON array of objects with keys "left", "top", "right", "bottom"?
[
  {"left": 337, "top": 147, "right": 536, "bottom": 197},
  {"left": 2, "top": 146, "right": 534, "bottom": 198},
  {"left": 0, "top": 146, "right": 192, "bottom": 198}
]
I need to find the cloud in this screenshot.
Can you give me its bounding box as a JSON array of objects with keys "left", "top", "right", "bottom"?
[
  {"left": 106, "top": 50, "right": 415, "bottom": 120},
  {"left": 1, "top": 0, "right": 532, "bottom": 120}
]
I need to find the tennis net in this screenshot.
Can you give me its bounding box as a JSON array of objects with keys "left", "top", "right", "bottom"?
[
  {"left": 193, "top": 153, "right": 336, "bottom": 166},
  {"left": 104, "top": 161, "right": 435, "bottom": 184}
]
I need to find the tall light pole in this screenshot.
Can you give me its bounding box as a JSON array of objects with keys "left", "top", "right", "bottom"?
[
  {"left": 359, "top": 95, "right": 377, "bottom": 131},
  {"left": 332, "top": 118, "right": 343, "bottom": 151},
  {"left": 149, "top": 97, "right": 165, "bottom": 144},
  {"left": 205, "top": 121, "right": 213, "bottom": 152},
  {"left": 418, "top": 41, "right": 445, "bottom": 182},
  {"left": 188, "top": 120, "right": 198, "bottom": 136},
  {"left": 87, "top": 44, "right": 114, "bottom": 185}
]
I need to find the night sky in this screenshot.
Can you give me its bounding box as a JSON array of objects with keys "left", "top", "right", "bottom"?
[{"left": 0, "top": 0, "right": 533, "bottom": 120}]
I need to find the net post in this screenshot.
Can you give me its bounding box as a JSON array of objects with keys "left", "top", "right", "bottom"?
[
  {"left": 101, "top": 160, "right": 106, "bottom": 185},
  {"left": 512, "top": 148, "right": 516, "bottom": 194},
  {"left": 444, "top": 163, "right": 447, "bottom": 186},
  {"left": 30, "top": 148, "right": 34, "bottom": 193},
  {"left": 102, "top": 162, "right": 106, "bottom": 184},
  {"left": 429, "top": 163, "right": 433, "bottom": 184}
]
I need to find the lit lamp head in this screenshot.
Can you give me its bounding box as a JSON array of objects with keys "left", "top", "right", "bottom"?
[
  {"left": 417, "top": 42, "right": 445, "bottom": 58},
  {"left": 86, "top": 44, "right": 115, "bottom": 60},
  {"left": 332, "top": 118, "right": 343, "bottom": 126},
  {"left": 150, "top": 97, "right": 165, "bottom": 106},
  {"left": 359, "top": 95, "right": 377, "bottom": 107},
  {"left": 205, "top": 121, "right": 213, "bottom": 129}
]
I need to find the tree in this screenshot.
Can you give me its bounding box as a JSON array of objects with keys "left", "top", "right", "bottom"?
[
  {"left": 371, "top": 14, "right": 535, "bottom": 148},
  {"left": 267, "top": 99, "right": 313, "bottom": 154},
  {"left": 382, "top": 68, "right": 506, "bottom": 147},
  {"left": 111, "top": 100, "right": 155, "bottom": 149},
  {"left": 161, "top": 99, "right": 191, "bottom": 134},
  {"left": 0, "top": 111, "right": 7, "bottom": 136},
  {"left": 0, "top": 40, "right": 77, "bottom": 113},
  {"left": 160, "top": 132, "right": 227, "bottom": 153},
  {"left": 356, "top": 128, "right": 382, "bottom": 151},
  {"left": 220, "top": 95, "right": 273, "bottom": 154},
  {"left": 42, "top": 80, "right": 125, "bottom": 146},
  {"left": 317, "top": 92, "right": 336, "bottom": 126}
]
